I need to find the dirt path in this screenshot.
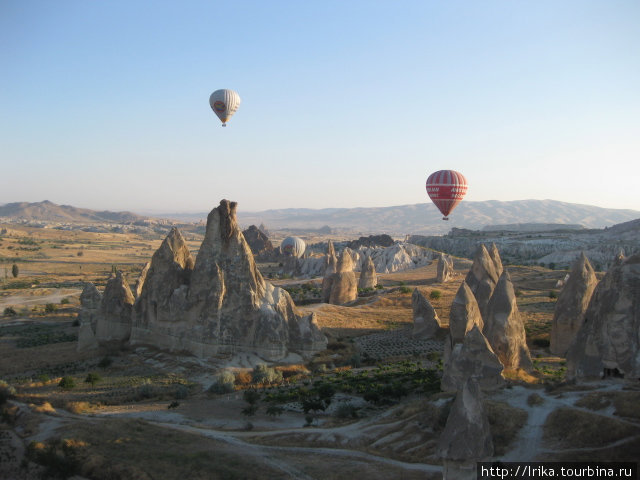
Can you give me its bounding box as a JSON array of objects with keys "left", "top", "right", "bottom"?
[{"left": 0, "top": 289, "right": 81, "bottom": 308}]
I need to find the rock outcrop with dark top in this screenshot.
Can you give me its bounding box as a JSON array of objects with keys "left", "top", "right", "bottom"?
[
  {"left": 130, "top": 200, "right": 327, "bottom": 360},
  {"left": 358, "top": 256, "right": 377, "bottom": 290},
  {"left": 411, "top": 288, "right": 443, "bottom": 339},
  {"left": 242, "top": 225, "right": 274, "bottom": 258},
  {"left": 483, "top": 270, "right": 532, "bottom": 370},
  {"left": 438, "top": 378, "right": 494, "bottom": 480},
  {"left": 567, "top": 254, "right": 640, "bottom": 380},
  {"left": 550, "top": 252, "right": 598, "bottom": 356}
]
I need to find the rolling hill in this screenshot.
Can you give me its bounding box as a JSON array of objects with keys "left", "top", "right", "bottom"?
[{"left": 0, "top": 200, "right": 148, "bottom": 224}]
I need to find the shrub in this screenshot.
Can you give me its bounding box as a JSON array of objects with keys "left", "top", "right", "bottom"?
[
  {"left": 84, "top": 373, "right": 102, "bottom": 386},
  {"left": 76, "top": 251, "right": 83, "bottom": 257},
  {"left": 252, "top": 364, "right": 283, "bottom": 385},
  {"left": 168, "top": 401, "right": 180, "bottom": 409},
  {"left": 375, "top": 284, "right": 383, "bottom": 289},
  {"left": 209, "top": 370, "right": 236, "bottom": 394},
  {"left": 0, "top": 380, "right": 17, "bottom": 405},
  {"left": 3, "top": 307, "right": 17, "bottom": 316},
  {"left": 45, "top": 303, "right": 57, "bottom": 313},
  {"left": 549, "top": 291, "right": 558, "bottom": 299},
  {"left": 38, "top": 374, "right": 51, "bottom": 383},
  {"left": 11, "top": 263, "right": 19, "bottom": 278},
  {"left": 58, "top": 377, "right": 76, "bottom": 390},
  {"left": 334, "top": 402, "right": 359, "bottom": 419},
  {"left": 429, "top": 290, "right": 442, "bottom": 300},
  {"left": 398, "top": 286, "right": 412, "bottom": 294},
  {"left": 60, "top": 298, "right": 70, "bottom": 305}
]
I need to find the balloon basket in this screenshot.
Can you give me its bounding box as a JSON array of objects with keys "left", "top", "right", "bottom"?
[{"left": 442, "top": 217, "right": 449, "bottom": 221}]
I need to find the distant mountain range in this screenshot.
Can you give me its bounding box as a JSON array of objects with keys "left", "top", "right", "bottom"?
[
  {"left": 1, "top": 199, "right": 638, "bottom": 236},
  {"left": 0, "top": 200, "right": 148, "bottom": 224}
]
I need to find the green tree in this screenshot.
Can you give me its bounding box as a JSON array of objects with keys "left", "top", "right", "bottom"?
[
  {"left": 58, "top": 377, "right": 76, "bottom": 390},
  {"left": 84, "top": 373, "right": 102, "bottom": 386},
  {"left": 11, "top": 263, "right": 19, "bottom": 278}
]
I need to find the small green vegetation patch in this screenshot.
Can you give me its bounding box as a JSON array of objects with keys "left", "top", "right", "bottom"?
[{"left": 0, "top": 324, "right": 77, "bottom": 348}]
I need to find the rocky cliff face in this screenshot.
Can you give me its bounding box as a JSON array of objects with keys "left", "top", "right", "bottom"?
[
  {"left": 550, "top": 252, "right": 598, "bottom": 356},
  {"left": 567, "top": 254, "right": 640, "bottom": 380},
  {"left": 129, "top": 200, "right": 327, "bottom": 360}
]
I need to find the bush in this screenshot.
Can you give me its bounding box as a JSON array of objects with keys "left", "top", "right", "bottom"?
[
  {"left": 60, "top": 298, "right": 70, "bottom": 305},
  {"left": 11, "top": 263, "right": 19, "bottom": 278},
  {"left": 0, "top": 380, "right": 17, "bottom": 405},
  {"left": 398, "top": 286, "right": 412, "bottom": 294},
  {"left": 252, "top": 364, "right": 283, "bottom": 385},
  {"left": 334, "top": 402, "right": 359, "bottom": 419},
  {"left": 58, "top": 377, "right": 76, "bottom": 390},
  {"left": 3, "top": 307, "right": 17, "bottom": 316},
  {"left": 429, "top": 290, "right": 442, "bottom": 300},
  {"left": 549, "top": 291, "right": 558, "bottom": 299},
  {"left": 76, "top": 251, "right": 83, "bottom": 257},
  {"left": 97, "top": 356, "right": 112, "bottom": 368},
  {"left": 84, "top": 373, "right": 102, "bottom": 386},
  {"left": 45, "top": 303, "right": 57, "bottom": 313},
  {"left": 209, "top": 370, "right": 236, "bottom": 394}
]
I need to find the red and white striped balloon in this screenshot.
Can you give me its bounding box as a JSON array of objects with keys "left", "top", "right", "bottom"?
[{"left": 426, "top": 170, "right": 468, "bottom": 220}]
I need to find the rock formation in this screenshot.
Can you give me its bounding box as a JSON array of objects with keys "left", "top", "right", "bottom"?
[
  {"left": 441, "top": 325, "right": 504, "bottom": 392},
  {"left": 567, "top": 254, "right": 640, "bottom": 380},
  {"left": 436, "top": 253, "right": 454, "bottom": 283},
  {"left": 95, "top": 271, "right": 135, "bottom": 342},
  {"left": 358, "top": 256, "right": 377, "bottom": 290},
  {"left": 483, "top": 270, "right": 532, "bottom": 370},
  {"left": 130, "top": 200, "right": 327, "bottom": 360},
  {"left": 76, "top": 282, "right": 102, "bottom": 351},
  {"left": 465, "top": 244, "right": 502, "bottom": 319},
  {"left": 328, "top": 247, "right": 358, "bottom": 305},
  {"left": 321, "top": 240, "right": 338, "bottom": 302},
  {"left": 445, "top": 281, "right": 484, "bottom": 364},
  {"left": 347, "top": 234, "right": 394, "bottom": 249},
  {"left": 242, "top": 225, "right": 274, "bottom": 258},
  {"left": 437, "top": 378, "right": 494, "bottom": 480},
  {"left": 134, "top": 262, "right": 150, "bottom": 298},
  {"left": 411, "top": 288, "right": 443, "bottom": 339},
  {"left": 550, "top": 252, "right": 598, "bottom": 356}
]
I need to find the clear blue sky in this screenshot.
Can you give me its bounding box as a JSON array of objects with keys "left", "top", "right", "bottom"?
[{"left": 2, "top": 0, "right": 639, "bottom": 213}]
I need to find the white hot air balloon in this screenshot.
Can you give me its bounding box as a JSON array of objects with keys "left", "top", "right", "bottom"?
[
  {"left": 281, "top": 237, "right": 306, "bottom": 258},
  {"left": 209, "top": 89, "right": 241, "bottom": 127}
]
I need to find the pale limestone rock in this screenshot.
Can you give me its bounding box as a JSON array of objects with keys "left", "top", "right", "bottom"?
[
  {"left": 130, "top": 200, "right": 327, "bottom": 360},
  {"left": 358, "top": 256, "right": 377, "bottom": 290},
  {"left": 76, "top": 282, "right": 102, "bottom": 351},
  {"left": 321, "top": 240, "right": 338, "bottom": 302},
  {"left": 550, "top": 252, "right": 598, "bottom": 356},
  {"left": 567, "top": 254, "right": 640, "bottom": 380},
  {"left": 441, "top": 325, "right": 504, "bottom": 392},
  {"left": 465, "top": 244, "right": 502, "bottom": 319},
  {"left": 412, "top": 288, "right": 442, "bottom": 339},
  {"left": 484, "top": 270, "right": 532, "bottom": 371},
  {"left": 95, "top": 271, "right": 135, "bottom": 342},
  {"left": 438, "top": 378, "right": 493, "bottom": 479},
  {"left": 328, "top": 247, "right": 358, "bottom": 305},
  {"left": 437, "top": 253, "right": 454, "bottom": 283}
]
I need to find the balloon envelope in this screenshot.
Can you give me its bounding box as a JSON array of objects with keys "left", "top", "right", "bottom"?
[
  {"left": 209, "top": 89, "right": 241, "bottom": 126},
  {"left": 426, "top": 170, "right": 468, "bottom": 218},
  {"left": 281, "top": 236, "right": 306, "bottom": 258}
]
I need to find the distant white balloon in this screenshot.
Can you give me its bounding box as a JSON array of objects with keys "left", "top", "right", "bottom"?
[
  {"left": 281, "top": 236, "right": 306, "bottom": 258},
  {"left": 209, "top": 89, "right": 241, "bottom": 127}
]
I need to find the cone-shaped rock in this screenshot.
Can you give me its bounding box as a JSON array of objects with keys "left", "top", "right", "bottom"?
[
  {"left": 465, "top": 244, "right": 502, "bottom": 319},
  {"left": 567, "top": 254, "right": 640, "bottom": 380},
  {"left": 489, "top": 243, "right": 504, "bottom": 278},
  {"left": 437, "top": 253, "right": 454, "bottom": 283},
  {"left": 95, "top": 271, "right": 135, "bottom": 342},
  {"left": 437, "top": 378, "right": 493, "bottom": 479},
  {"left": 328, "top": 247, "right": 358, "bottom": 305},
  {"left": 134, "top": 262, "right": 151, "bottom": 298},
  {"left": 132, "top": 228, "right": 194, "bottom": 328},
  {"left": 412, "top": 288, "right": 443, "bottom": 339},
  {"left": 484, "top": 270, "right": 532, "bottom": 370},
  {"left": 242, "top": 225, "right": 274, "bottom": 258},
  {"left": 442, "top": 325, "right": 504, "bottom": 392},
  {"left": 445, "top": 281, "right": 484, "bottom": 365},
  {"left": 131, "top": 200, "right": 327, "bottom": 360},
  {"left": 321, "top": 240, "right": 338, "bottom": 303},
  {"left": 358, "top": 256, "right": 377, "bottom": 290},
  {"left": 550, "top": 253, "right": 598, "bottom": 356}
]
